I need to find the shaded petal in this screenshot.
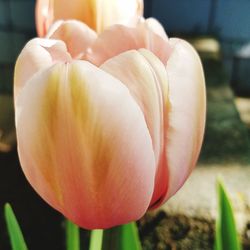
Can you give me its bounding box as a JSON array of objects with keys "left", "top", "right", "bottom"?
[
  {"left": 137, "top": 49, "right": 170, "bottom": 208},
  {"left": 157, "top": 39, "right": 206, "bottom": 205},
  {"left": 14, "top": 38, "right": 71, "bottom": 100},
  {"left": 86, "top": 23, "right": 172, "bottom": 66},
  {"left": 15, "top": 61, "right": 155, "bottom": 229},
  {"left": 101, "top": 49, "right": 171, "bottom": 208},
  {"left": 47, "top": 20, "right": 97, "bottom": 59}
]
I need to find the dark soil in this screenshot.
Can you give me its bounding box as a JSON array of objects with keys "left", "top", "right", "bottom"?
[
  {"left": 138, "top": 210, "right": 250, "bottom": 250},
  {"left": 138, "top": 211, "right": 214, "bottom": 250},
  {"left": 243, "top": 222, "right": 250, "bottom": 250},
  {"left": 0, "top": 144, "right": 249, "bottom": 250}
]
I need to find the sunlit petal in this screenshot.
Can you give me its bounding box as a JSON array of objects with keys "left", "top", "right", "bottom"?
[
  {"left": 15, "top": 61, "right": 156, "bottom": 229},
  {"left": 14, "top": 38, "right": 71, "bottom": 100}
]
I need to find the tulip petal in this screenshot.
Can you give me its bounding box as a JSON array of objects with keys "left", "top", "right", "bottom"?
[
  {"left": 36, "top": 0, "right": 143, "bottom": 35},
  {"left": 15, "top": 61, "right": 155, "bottom": 229},
  {"left": 36, "top": 0, "right": 97, "bottom": 35},
  {"left": 95, "top": 0, "right": 143, "bottom": 32},
  {"left": 35, "top": 0, "right": 53, "bottom": 37},
  {"left": 101, "top": 49, "right": 170, "bottom": 207},
  {"left": 157, "top": 39, "right": 206, "bottom": 206},
  {"left": 136, "top": 49, "right": 170, "bottom": 207},
  {"left": 101, "top": 50, "right": 162, "bottom": 163},
  {"left": 46, "top": 20, "right": 97, "bottom": 59},
  {"left": 144, "top": 18, "right": 168, "bottom": 41},
  {"left": 86, "top": 23, "right": 172, "bottom": 66},
  {"left": 14, "top": 38, "right": 71, "bottom": 100}
]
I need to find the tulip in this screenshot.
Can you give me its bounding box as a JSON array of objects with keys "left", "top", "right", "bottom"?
[
  {"left": 14, "top": 19, "right": 206, "bottom": 229},
  {"left": 35, "top": 0, "right": 143, "bottom": 36}
]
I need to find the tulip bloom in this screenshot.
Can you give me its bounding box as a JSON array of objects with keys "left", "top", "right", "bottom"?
[
  {"left": 14, "top": 19, "right": 206, "bottom": 229},
  {"left": 36, "top": 0, "right": 143, "bottom": 36}
]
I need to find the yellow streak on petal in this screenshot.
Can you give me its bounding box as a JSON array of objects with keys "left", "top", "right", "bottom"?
[
  {"left": 68, "top": 64, "right": 113, "bottom": 193},
  {"left": 35, "top": 66, "right": 63, "bottom": 207}
]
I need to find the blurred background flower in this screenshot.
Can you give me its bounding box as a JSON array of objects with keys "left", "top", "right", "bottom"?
[{"left": 35, "top": 0, "right": 143, "bottom": 36}]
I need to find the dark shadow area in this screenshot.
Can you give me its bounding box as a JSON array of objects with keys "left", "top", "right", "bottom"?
[
  {"left": 198, "top": 55, "right": 250, "bottom": 165},
  {"left": 0, "top": 149, "right": 64, "bottom": 250}
]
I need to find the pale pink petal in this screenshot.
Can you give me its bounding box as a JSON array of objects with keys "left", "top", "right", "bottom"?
[
  {"left": 15, "top": 61, "right": 155, "bottom": 229},
  {"left": 46, "top": 20, "right": 97, "bottom": 59},
  {"left": 156, "top": 39, "right": 206, "bottom": 206},
  {"left": 14, "top": 38, "right": 71, "bottom": 100},
  {"left": 101, "top": 49, "right": 171, "bottom": 208},
  {"left": 95, "top": 0, "right": 143, "bottom": 32},
  {"left": 85, "top": 25, "right": 142, "bottom": 65},
  {"left": 144, "top": 18, "right": 168, "bottom": 41},
  {"left": 86, "top": 24, "right": 172, "bottom": 66},
  {"left": 137, "top": 49, "right": 170, "bottom": 208},
  {"left": 101, "top": 49, "right": 164, "bottom": 166}
]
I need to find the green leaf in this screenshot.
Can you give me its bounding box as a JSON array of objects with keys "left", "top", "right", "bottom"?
[
  {"left": 66, "top": 220, "right": 80, "bottom": 250},
  {"left": 119, "top": 222, "right": 142, "bottom": 250},
  {"left": 215, "top": 179, "right": 242, "bottom": 250},
  {"left": 89, "top": 230, "right": 103, "bottom": 250},
  {"left": 4, "top": 203, "right": 28, "bottom": 250},
  {"left": 102, "top": 222, "right": 142, "bottom": 250}
]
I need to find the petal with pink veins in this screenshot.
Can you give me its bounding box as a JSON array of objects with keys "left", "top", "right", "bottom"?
[
  {"left": 101, "top": 49, "right": 171, "bottom": 208},
  {"left": 101, "top": 49, "right": 165, "bottom": 165},
  {"left": 15, "top": 61, "right": 156, "bottom": 229},
  {"left": 137, "top": 49, "right": 170, "bottom": 208}
]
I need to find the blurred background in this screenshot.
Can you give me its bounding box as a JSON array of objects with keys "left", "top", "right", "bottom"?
[{"left": 1, "top": 0, "right": 250, "bottom": 249}]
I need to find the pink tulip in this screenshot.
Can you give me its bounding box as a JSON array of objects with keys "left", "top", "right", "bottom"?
[
  {"left": 14, "top": 19, "right": 206, "bottom": 229},
  {"left": 35, "top": 0, "right": 143, "bottom": 36}
]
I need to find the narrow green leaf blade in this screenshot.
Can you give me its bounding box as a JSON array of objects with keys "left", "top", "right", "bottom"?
[
  {"left": 120, "top": 222, "right": 142, "bottom": 250},
  {"left": 66, "top": 220, "right": 80, "bottom": 250},
  {"left": 215, "top": 179, "right": 242, "bottom": 250},
  {"left": 89, "top": 230, "right": 103, "bottom": 250},
  {"left": 102, "top": 222, "right": 142, "bottom": 250},
  {"left": 4, "top": 203, "right": 28, "bottom": 250}
]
